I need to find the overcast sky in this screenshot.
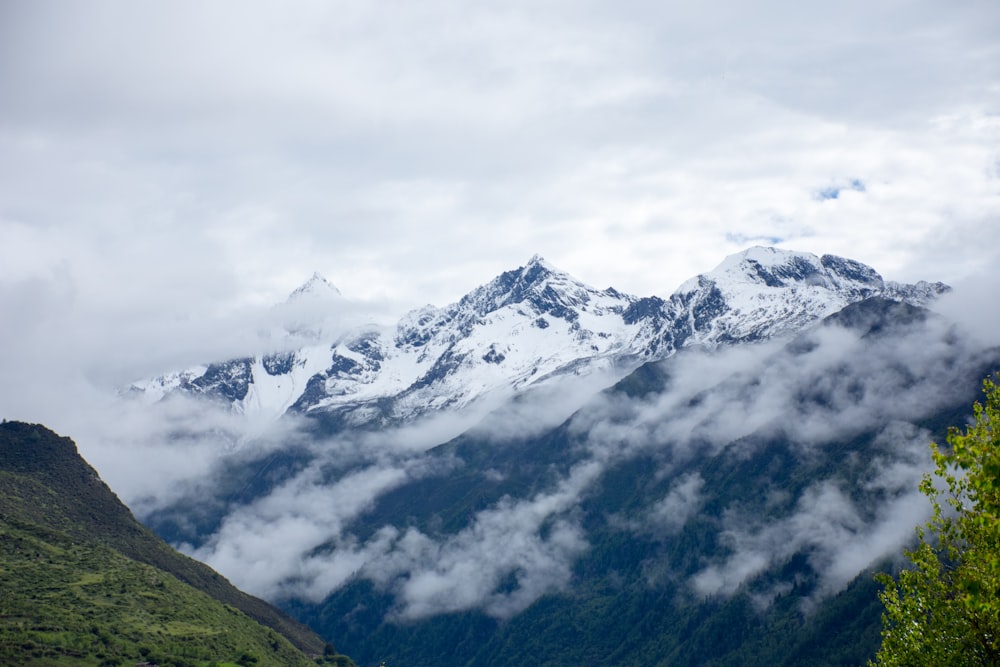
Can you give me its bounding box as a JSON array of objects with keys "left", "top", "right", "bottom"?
[{"left": 1, "top": 1, "right": 999, "bottom": 426}]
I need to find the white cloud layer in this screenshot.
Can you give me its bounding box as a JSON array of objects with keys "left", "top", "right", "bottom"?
[
  {"left": 1, "top": 0, "right": 998, "bottom": 624},
  {"left": 139, "top": 301, "right": 994, "bottom": 620},
  {"left": 2, "top": 1, "right": 998, "bottom": 316},
  {"left": 1, "top": 0, "right": 998, "bottom": 438}
]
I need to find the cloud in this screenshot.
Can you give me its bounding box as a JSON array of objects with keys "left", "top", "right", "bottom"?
[
  {"left": 1, "top": 0, "right": 998, "bottom": 627},
  {"left": 193, "top": 457, "right": 599, "bottom": 619},
  {"left": 647, "top": 473, "right": 706, "bottom": 534},
  {"left": 188, "top": 460, "right": 417, "bottom": 601},
  {"left": 146, "top": 293, "right": 996, "bottom": 622},
  {"left": 75, "top": 393, "right": 322, "bottom": 517},
  {"left": 374, "top": 464, "right": 595, "bottom": 621},
  {"left": 567, "top": 300, "right": 990, "bottom": 608},
  {"left": 933, "top": 269, "right": 1000, "bottom": 348},
  {"left": 580, "top": 304, "right": 984, "bottom": 468},
  {"left": 690, "top": 425, "right": 933, "bottom": 603},
  {"left": 465, "top": 361, "right": 637, "bottom": 443},
  {"left": 1, "top": 0, "right": 997, "bottom": 322}
]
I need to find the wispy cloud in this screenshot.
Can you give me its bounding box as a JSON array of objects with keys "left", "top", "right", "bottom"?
[
  {"left": 2, "top": 0, "right": 996, "bottom": 621},
  {"left": 1, "top": 0, "right": 997, "bottom": 324},
  {"left": 137, "top": 293, "right": 995, "bottom": 620},
  {"left": 690, "top": 441, "right": 931, "bottom": 603}
]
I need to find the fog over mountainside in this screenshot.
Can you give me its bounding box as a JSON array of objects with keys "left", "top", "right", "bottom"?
[
  {"left": 163, "top": 297, "right": 989, "bottom": 603},
  {"left": 101, "top": 248, "right": 997, "bottom": 665}
]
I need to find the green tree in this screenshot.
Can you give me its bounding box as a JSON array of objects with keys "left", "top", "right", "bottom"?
[{"left": 872, "top": 378, "right": 1000, "bottom": 666}]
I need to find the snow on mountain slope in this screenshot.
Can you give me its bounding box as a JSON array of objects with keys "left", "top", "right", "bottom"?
[
  {"left": 129, "top": 272, "right": 346, "bottom": 408},
  {"left": 289, "top": 255, "right": 657, "bottom": 424},
  {"left": 288, "top": 272, "right": 342, "bottom": 301},
  {"left": 665, "top": 246, "right": 938, "bottom": 345},
  {"left": 129, "top": 247, "right": 949, "bottom": 424},
  {"left": 237, "top": 345, "right": 337, "bottom": 418}
]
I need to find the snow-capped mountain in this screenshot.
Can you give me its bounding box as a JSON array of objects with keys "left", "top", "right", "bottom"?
[
  {"left": 288, "top": 271, "right": 342, "bottom": 301},
  {"left": 664, "top": 246, "right": 947, "bottom": 346},
  {"left": 130, "top": 247, "right": 948, "bottom": 425}
]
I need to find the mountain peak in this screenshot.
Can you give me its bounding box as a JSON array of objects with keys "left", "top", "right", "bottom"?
[
  {"left": 467, "top": 255, "right": 586, "bottom": 311},
  {"left": 733, "top": 245, "right": 800, "bottom": 266},
  {"left": 526, "top": 253, "right": 555, "bottom": 269},
  {"left": 665, "top": 246, "right": 903, "bottom": 346},
  {"left": 699, "top": 246, "right": 884, "bottom": 292},
  {"left": 516, "top": 254, "right": 563, "bottom": 281},
  {"left": 287, "top": 272, "right": 342, "bottom": 302},
  {"left": 715, "top": 246, "right": 822, "bottom": 276},
  {"left": 135, "top": 247, "right": 949, "bottom": 426}
]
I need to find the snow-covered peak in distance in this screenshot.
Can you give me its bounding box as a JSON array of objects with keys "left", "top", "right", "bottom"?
[
  {"left": 388, "top": 254, "right": 629, "bottom": 353},
  {"left": 667, "top": 246, "right": 948, "bottom": 345},
  {"left": 676, "top": 246, "right": 881, "bottom": 294},
  {"left": 455, "top": 253, "right": 622, "bottom": 321},
  {"left": 131, "top": 248, "right": 949, "bottom": 427},
  {"left": 287, "top": 272, "right": 343, "bottom": 302},
  {"left": 265, "top": 272, "right": 349, "bottom": 344},
  {"left": 309, "top": 255, "right": 651, "bottom": 424}
]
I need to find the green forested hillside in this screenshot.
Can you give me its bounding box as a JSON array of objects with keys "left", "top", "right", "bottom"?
[
  {"left": 279, "top": 301, "right": 999, "bottom": 666},
  {"left": 0, "top": 421, "right": 353, "bottom": 667},
  {"left": 131, "top": 298, "right": 998, "bottom": 666}
]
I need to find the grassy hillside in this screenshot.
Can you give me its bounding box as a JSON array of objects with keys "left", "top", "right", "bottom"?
[{"left": 0, "top": 421, "right": 353, "bottom": 667}]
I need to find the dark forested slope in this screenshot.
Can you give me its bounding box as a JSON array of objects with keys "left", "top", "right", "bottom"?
[{"left": 281, "top": 298, "right": 998, "bottom": 666}]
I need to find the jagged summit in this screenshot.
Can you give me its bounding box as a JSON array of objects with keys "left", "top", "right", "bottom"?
[
  {"left": 132, "top": 247, "right": 950, "bottom": 424},
  {"left": 287, "top": 271, "right": 342, "bottom": 301},
  {"left": 457, "top": 255, "right": 612, "bottom": 321}
]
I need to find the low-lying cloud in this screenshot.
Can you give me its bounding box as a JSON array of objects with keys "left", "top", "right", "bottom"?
[
  {"left": 365, "top": 461, "right": 599, "bottom": 621},
  {"left": 192, "top": 458, "right": 600, "bottom": 620},
  {"left": 690, "top": 429, "right": 932, "bottom": 603},
  {"left": 52, "top": 293, "right": 997, "bottom": 623},
  {"left": 573, "top": 310, "right": 985, "bottom": 607}
]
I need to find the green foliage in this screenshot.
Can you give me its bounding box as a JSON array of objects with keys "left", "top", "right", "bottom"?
[
  {"left": 0, "top": 421, "right": 355, "bottom": 667},
  {"left": 872, "top": 378, "right": 1000, "bottom": 666},
  {"left": 0, "top": 421, "right": 327, "bottom": 656},
  {"left": 0, "top": 518, "right": 316, "bottom": 666}
]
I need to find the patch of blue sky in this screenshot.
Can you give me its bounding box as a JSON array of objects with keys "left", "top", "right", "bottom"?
[
  {"left": 726, "top": 232, "right": 785, "bottom": 246},
  {"left": 816, "top": 179, "right": 866, "bottom": 201}
]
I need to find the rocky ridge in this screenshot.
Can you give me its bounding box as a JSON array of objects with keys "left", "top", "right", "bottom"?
[{"left": 130, "top": 247, "right": 948, "bottom": 426}]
